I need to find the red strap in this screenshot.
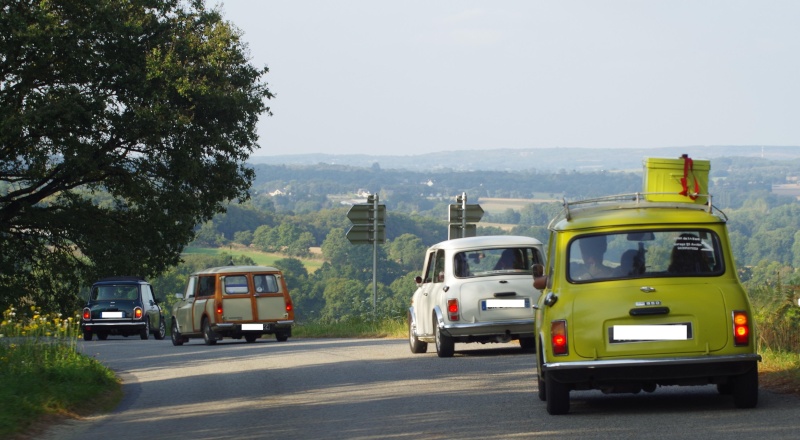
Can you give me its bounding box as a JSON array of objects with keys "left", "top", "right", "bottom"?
[{"left": 679, "top": 154, "right": 699, "bottom": 200}]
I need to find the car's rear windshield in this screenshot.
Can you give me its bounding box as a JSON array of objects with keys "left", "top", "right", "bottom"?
[
  {"left": 91, "top": 285, "right": 138, "bottom": 301},
  {"left": 567, "top": 229, "right": 724, "bottom": 283},
  {"left": 454, "top": 247, "right": 543, "bottom": 278}
]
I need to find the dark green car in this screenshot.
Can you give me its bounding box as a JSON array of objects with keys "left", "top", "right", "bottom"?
[{"left": 81, "top": 277, "right": 166, "bottom": 341}]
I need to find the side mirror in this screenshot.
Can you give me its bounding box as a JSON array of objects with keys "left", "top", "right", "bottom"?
[
  {"left": 533, "top": 276, "right": 547, "bottom": 290},
  {"left": 531, "top": 264, "right": 544, "bottom": 277},
  {"left": 174, "top": 293, "right": 184, "bottom": 300},
  {"left": 414, "top": 276, "right": 423, "bottom": 285}
]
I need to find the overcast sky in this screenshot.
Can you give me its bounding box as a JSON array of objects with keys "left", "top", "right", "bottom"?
[{"left": 211, "top": 1, "right": 800, "bottom": 157}]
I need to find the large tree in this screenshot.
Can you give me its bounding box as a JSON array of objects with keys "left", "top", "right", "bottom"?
[{"left": 0, "top": 0, "right": 272, "bottom": 311}]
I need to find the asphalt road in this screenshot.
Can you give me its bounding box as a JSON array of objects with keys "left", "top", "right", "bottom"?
[{"left": 39, "top": 337, "right": 800, "bottom": 440}]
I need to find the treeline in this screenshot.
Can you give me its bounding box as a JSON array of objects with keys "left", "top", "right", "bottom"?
[{"left": 158, "top": 157, "right": 800, "bottom": 326}]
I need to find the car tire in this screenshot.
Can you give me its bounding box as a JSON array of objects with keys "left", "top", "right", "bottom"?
[
  {"left": 519, "top": 337, "right": 536, "bottom": 352},
  {"left": 245, "top": 334, "right": 259, "bottom": 343},
  {"left": 545, "top": 374, "right": 570, "bottom": 415},
  {"left": 154, "top": 316, "right": 167, "bottom": 340},
  {"left": 434, "top": 317, "right": 454, "bottom": 358},
  {"left": 733, "top": 363, "right": 759, "bottom": 408},
  {"left": 408, "top": 312, "right": 428, "bottom": 354},
  {"left": 275, "top": 331, "right": 289, "bottom": 342},
  {"left": 97, "top": 332, "right": 108, "bottom": 340},
  {"left": 202, "top": 318, "right": 217, "bottom": 345},
  {"left": 140, "top": 319, "right": 150, "bottom": 340},
  {"left": 171, "top": 319, "right": 184, "bottom": 346},
  {"left": 537, "top": 374, "right": 547, "bottom": 401},
  {"left": 716, "top": 382, "right": 733, "bottom": 395},
  {"left": 82, "top": 330, "right": 93, "bottom": 341}
]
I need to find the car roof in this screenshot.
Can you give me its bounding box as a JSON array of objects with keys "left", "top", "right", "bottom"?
[
  {"left": 428, "top": 235, "right": 543, "bottom": 251},
  {"left": 550, "top": 196, "right": 727, "bottom": 232},
  {"left": 93, "top": 276, "right": 148, "bottom": 285},
  {"left": 193, "top": 265, "right": 282, "bottom": 275}
]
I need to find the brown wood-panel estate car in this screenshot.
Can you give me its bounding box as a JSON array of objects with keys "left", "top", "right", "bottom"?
[{"left": 170, "top": 265, "right": 294, "bottom": 345}]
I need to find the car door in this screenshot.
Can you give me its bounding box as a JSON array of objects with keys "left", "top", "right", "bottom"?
[
  {"left": 418, "top": 249, "right": 446, "bottom": 336},
  {"left": 175, "top": 276, "right": 197, "bottom": 333},
  {"left": 193, "top": 275, "right": 216, "bottom": 330},
  {"left": 140, "top": 284, "right": 160, "bottom": 330}
]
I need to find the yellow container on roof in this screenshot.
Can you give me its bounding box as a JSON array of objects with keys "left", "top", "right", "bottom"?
[{"left": 643, "top": 155, "right": 710, "bottom": 204}]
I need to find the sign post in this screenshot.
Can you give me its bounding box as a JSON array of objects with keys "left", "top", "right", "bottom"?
[
  {"left": 448, "top": 192, "right": 484, "bottom": 239},
  {"left": 346, "top": 194, "right": 386, "bottom": 314}
]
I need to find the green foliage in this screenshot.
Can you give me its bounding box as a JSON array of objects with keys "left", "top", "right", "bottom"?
[
  {"left": 0, "top": 306, "right": 119, "bottom": 438},
  {"left": 0, "top": 0, "right": 272, "bottom": 312}
]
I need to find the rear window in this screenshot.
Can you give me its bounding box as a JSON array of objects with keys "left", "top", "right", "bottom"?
[
  {"left": 567, "top": 229, "right": 724, "bottom": 283},
  {"left": 254, "top": 274, "right": 279, "bottom": 293},
  {"left": 454, "top": 247, "right": 543, "bottom": 278},
  {"left": 222, "top": 275, "right": 249, "bottom": 295},
  {"left": 91, "top": 285, "right": 139, "bottom": 301}
]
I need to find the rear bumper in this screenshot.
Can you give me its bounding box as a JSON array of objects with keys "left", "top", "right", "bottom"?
[
  {"left": 213, "top": 320, "right": 293, "bottom": 333},
  {"left": 544, "top": 353, "right": 762, "bottom": 385},
  {"left": 441, "top": 319, "right": 535, "bottom": 339},
  {"left": 81, "top": 321, "right": 145, "bottom": 329}
]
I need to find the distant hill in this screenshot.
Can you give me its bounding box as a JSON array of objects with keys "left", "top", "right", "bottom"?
[{"left": 248, "top": 146, "right": 799, "bottom": 172}]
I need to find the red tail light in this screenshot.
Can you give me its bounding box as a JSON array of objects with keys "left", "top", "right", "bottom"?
[
  {"left": 216, "top": 302, "right": 223, "bottom": 316},
  {"left": 82, "top": 308, "right": 91, "bottom": 320},
  {"left": 134, "top": 307, "right": 143, "bottom": 319},
  {"left": 447, "top": 299, "right": 459, "bottom": 321},
  {"left": 285, "top": 301, "right": 293, "bottom": 312},
  {"left": 733, "top": 311, "right": 750, "bottom": 346},
  {"left": 551, "top": 320, "right": 568, "bottom": 355}
]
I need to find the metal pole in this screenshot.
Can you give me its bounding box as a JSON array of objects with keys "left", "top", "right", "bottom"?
[
  {"left": 461, "top": 192, "right": 467, "bottom": 238},
  {"left": 372, "top": 193, "right": 378, "bottom": 317}
]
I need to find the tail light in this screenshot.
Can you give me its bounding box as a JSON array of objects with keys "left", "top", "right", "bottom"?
[
  {"left": 733, "top": 311, "right": 750, "bottom": 346},
  {"left": 134, "top": 307, "right": 143, "bottom": 319},
  {"left": 216, "top": 301, "right": 223, "bottom": 316},
  {"left": 551, "top": 320, "right": 568, "bottom": 355},
  {"left": 82, "top": 307, "right": 91, "bottom": 320},
  {"left": 285, "top": 300, "right": 293, "bottom": 312},
  {"left": 447, "top": 299, "right": 459, "bottom": 321}
]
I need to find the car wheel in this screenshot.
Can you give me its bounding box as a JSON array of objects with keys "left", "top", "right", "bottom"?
[
  {"left": 537, "top": 346, "right": 547, "bottom": 401},
  {"left": 408, "top": 312, "right": 428, "bottom": 354},
  {"left": 434, "top": 317, "right": 454, "bottom": 358},
  {"left": 245, "top": 334, "right": 259, "bottom": 343},
  {"left": 154, "top": 316, "right": 167, "bottom": 340},
  {"left": 545, "top": 374, "right": 570, "bottom": 415},
  {"left": 732, "top": 363, "right": 759, "bottom": 408},
  {"left": 97, "top": 332, "right": 108, "bottom": 340},
  {"left": 140, "top": 319, "right": 150, "bottom": 340},
  {"left": 171, "top": 319, "right": 184, "bottom": 346},
  {"left": 83, "top": 330, "right": 93, "bottom": 341},
  {"left": 519, "top": 337, "right": 536, "bottom": 352},
  {"left": 716, "top": 382, "right": 733, "bottom": 395},
  {"left": 275, "top": 331, "right": 289, "bottom": 342},
  {"left": 202, "top": 318, "right": 217, "bottom": 345}
]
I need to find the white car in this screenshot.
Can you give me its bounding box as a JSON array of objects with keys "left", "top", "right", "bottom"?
[{"left": 408, "top": 235, "right": 545, "bottom": 357}]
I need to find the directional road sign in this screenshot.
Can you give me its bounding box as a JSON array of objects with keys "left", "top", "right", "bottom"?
[
  {"left": 346, "top": 224, "right": 386, "bottom": 244},
  {"left": 448, "top": 204, "right": 484, "bottom": 223},
  {"left": 347, "top": 204, "right": 386, "bottom": 223}
]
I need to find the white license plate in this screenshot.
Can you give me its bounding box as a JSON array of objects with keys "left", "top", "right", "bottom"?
[
  {"left": 101, "top": 311, "right": 124, "bottom": 318},
  {"left": 242, "top": 323, "right": 263, "bottom": 331},
  {"left": 482, "top": 299, "right": 527, "bottom": 309},
  {"left": 612, "top": 324, "right": 688, "bottom": 341}
]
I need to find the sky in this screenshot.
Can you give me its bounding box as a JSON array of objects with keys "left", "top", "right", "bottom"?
[{"left": 210, "top": 1, "right": 800, "bottom": 157}]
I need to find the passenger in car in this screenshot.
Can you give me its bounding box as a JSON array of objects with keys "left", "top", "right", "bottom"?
[
  {"left": 668, "top": 234, "right": 709, "bottom": 274},
  {"left": 494, "top": 249, "right": 524, "bottom": 270},
  {"left": 573, "top": 235, "right": 614, "bottom": 280},
  {"left": 614, "top": 249, "right": 645, "bottom": 277}
]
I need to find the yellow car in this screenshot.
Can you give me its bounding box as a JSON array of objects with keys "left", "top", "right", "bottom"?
[{"left": 533, "top": 194, "right": 760, "bottom": 415}]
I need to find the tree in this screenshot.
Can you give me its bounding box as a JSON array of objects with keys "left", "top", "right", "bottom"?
[{"left": 0, "top": 0, "right": 272, "bottom": 311}]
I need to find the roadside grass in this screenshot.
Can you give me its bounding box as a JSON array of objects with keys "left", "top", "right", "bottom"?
[
  {"left": 0, "top": 307, "right": 121, "bottom": 439},
  {"left": 183, "top": 246, "right": 324, "bottom": 272},
  {"left": 293, "top": 318, "right": 407, "bottom": 339}
]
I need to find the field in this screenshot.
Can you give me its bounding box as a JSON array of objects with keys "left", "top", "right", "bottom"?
[
  {"left": 477, "top": 196, "right": 560, "bottom": 213},
  {"left": 182, "top": 246, "right": 324, "bottom": 272}
]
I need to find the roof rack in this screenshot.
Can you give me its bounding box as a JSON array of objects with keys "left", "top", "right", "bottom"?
[{"left": 550, "top": 192, "right": 727, "bottom": 228}]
